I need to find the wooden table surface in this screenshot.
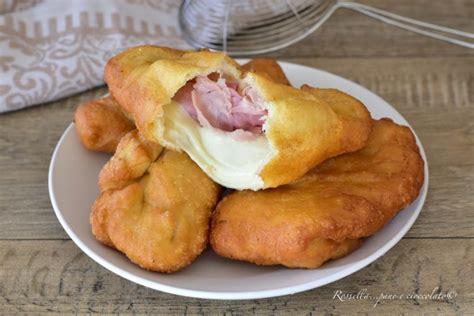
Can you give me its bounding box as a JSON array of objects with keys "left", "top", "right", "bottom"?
[{"left": 1, "top": 0, "right": 473, "bottom": 314}]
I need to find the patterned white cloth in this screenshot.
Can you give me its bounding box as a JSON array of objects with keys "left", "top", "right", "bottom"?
[{"left": 0, "top": 0, "right": 191, "bottom": 112}]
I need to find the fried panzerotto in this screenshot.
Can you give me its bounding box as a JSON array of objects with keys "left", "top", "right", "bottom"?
[
  {"left": 74, "top": 96, "right": 135, "bottom": 153},
  {"left": 91, "top": 130, "right": 221, "bottom": 272},
  {"left": 74, "top": 58, "right": 291, "bottom": 154},
  {"left": 105, "top": 45, "right": 371, "bottom": 190},
  {"left": 210, "top": 119, "right": 424, "bottom": 268}
]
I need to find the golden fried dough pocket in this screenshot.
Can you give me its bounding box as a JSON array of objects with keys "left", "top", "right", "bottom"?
[
  {"left": 105, "top": 45, "right": 372, "bottom": 190},
  {"left": 91, "top": 130, "right": 221, "bottom": 273},
  {"left": 210, "top": 119, "right": 424, "bottom": 269},
  {"left": 74, "top": 96, "right": 135, "bottom": 153}
]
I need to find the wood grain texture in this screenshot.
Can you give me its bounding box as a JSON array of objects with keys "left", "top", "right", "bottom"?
[
  {"left": 0, "top": 239, "right": 472, "bottom": 314},
  {"left": 0, "top": 0, "right": 473, "bottom": 312},
  {"left": 0, "top": 88, "right": 107, "bottom": 240}
]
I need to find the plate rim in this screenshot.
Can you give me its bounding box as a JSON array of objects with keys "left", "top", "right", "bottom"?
[{"left": 49, "top": 61, "right": 429, "bottom": 300}]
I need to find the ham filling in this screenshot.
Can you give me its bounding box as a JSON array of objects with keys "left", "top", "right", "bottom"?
[{"left": 173, "top": 75, "right": 267, "bottom": 140}]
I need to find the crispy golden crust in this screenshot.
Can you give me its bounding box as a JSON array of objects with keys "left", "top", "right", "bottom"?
[
  {"left": 305, "top": 87, "right": 373, "bottom": 156},
  {"left": 210, "top": 119, "right": 424, "bottom": 268},
  {"left": 305, "top": 118, "right": 425, "bottom": 222},
  {"left": 105, "top": 45, "right": 371, "bottom": 189},
  {"left": 91, "top": 131, "right": 221, "bottom": 273},
  {"left": 105, "top": 45, "right": 186, "bottom": 115},
  {"left": 241, "top": 58, "right": 291, "bottom": 86},
  {"left": 98, "top": 130, "right": 163, "bottom": 191},
  {"left": 257, "top": 81, "right": 372, "bottom": 187},
  {"left": 74, "top": 96, "right": 135, "bottom": 153}
]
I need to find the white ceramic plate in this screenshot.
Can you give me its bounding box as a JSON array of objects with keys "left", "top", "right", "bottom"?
[{"left": 49, "top": 61, "right": 428, "bottom": 300}]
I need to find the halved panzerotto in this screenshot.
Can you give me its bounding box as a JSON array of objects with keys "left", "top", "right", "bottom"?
[{"left": 106, "top": 46, "right": 371, "bottom": 190}]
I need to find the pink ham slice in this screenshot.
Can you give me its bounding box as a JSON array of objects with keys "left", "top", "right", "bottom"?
[
  {"left": 173, "top": 80, "right": 197, "bottom": 121},
  {"left": 173, "top": 75, "right": 267, "bottom": 137}
]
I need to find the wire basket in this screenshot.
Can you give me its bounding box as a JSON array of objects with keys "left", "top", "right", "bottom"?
[{"left": 179, "top": 0, "right": 473, "bottom": 56}]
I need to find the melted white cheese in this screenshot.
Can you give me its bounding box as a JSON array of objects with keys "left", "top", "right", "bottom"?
[{"left": 161, "top": 101, "right": 274, "bottom": 190}]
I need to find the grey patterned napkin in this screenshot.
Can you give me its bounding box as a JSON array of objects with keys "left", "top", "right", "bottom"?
[{"left": 0, "top": 0, "right": 190, "bottom": 112}]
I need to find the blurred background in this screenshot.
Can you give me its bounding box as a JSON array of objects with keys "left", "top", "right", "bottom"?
[{"left": 0, "top": 0, "right": 472, "bottom": 112}]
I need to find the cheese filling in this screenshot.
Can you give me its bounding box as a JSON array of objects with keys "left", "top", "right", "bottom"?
[{"left": 161, "top": 101, "right": 273, "bottom": 190}]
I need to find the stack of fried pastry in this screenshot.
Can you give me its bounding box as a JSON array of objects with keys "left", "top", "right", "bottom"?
[{"left": 75, "top": 46, "right": 424, "bottom": 273}]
